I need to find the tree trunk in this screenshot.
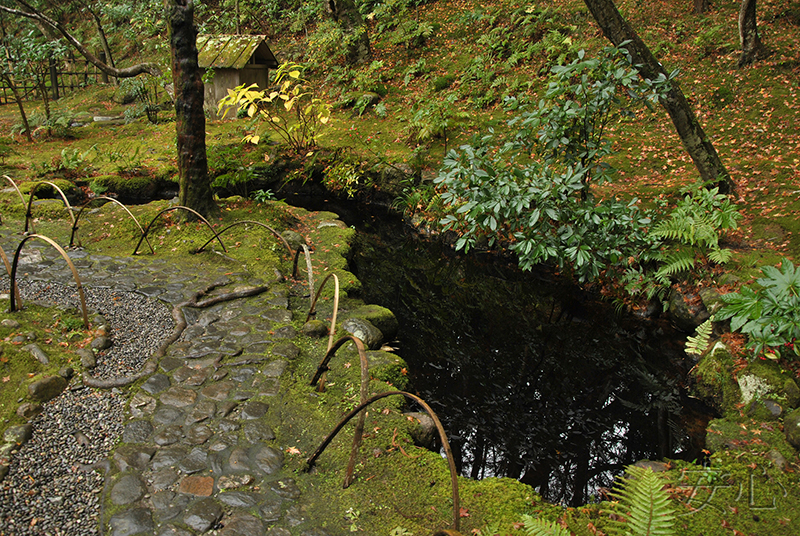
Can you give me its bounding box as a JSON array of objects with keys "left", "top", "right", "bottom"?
[
  {"left": 738, "top": 0, "right": 768, "bottom": 67},
  {"left": 3, "top": 74, "right": 32, "bottom": 142},
  {"left": 693, "top": 0, "right": 710, "bottom": 14},
  {"left": 326, "top": 0, "right": 371, "bottom": 65},
  {"left": 583, "top": 0, "right": 733, "bottom": 194},
  {"left": 167, "top": 0, "right": 217, "bottom": 219}
]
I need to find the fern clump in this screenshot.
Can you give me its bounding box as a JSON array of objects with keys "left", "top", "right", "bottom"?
[
  {"left": 520, "top": 515, "right": 572, "bottom": 536},
  {"left": 606, "top": 466, "right": 677, "bottom": 536}
]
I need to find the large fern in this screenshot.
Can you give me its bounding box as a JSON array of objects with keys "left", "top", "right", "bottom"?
[{"left": 607, "top": 466, "right": 677, "bottom": 536}]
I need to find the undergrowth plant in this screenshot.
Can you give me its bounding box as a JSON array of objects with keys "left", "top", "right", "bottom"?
[
  {"left": 716, "top": 258, "right": 800, "bottom": 360},
  {"left": 219, "top": 61, "right": 331, "bottom": 154},
  {"left": 519, "top": 466, "right": 676, "bottom": 536}
]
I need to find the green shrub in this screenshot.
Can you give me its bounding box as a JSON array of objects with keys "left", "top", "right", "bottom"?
[{"left": 432, "top": 74, "right": 456, "bottom": 92}]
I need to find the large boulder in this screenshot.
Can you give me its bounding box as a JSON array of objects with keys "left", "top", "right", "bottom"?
[
  {"left": 349, "top": 304, "right": 398, "bottom": 341},
  {"left": 28, "top": 375, "right": 68, "bottom": 402},
  {"left": 341, "top": 317, "right": 383, "bottom": 350}
]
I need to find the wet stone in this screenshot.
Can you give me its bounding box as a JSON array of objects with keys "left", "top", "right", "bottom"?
[
  {"left": 286, "top": 503, "right": 305, "bottom": 526},
  {"left": 271, "top": 478, "right": 301, "bottom": 500},
  {"left": 301, "top": 529, "right": 334, "bottom": 536},
  {"left": 183, "top": 497, "right": 223, "bottom": 532},
  {"left": 91, "top": 336, "right": 113, "bottom": 351},
  {"left": 256, "top": 377, "right": 280, "bottom": 396},
  {"left": 151, "top": 490, "right": 191, "bottom": 522},
  {"left": 108, "top": 507, "right": 154, "bottom": 536},
  {"left": 28, "top": 375, "right": 67, "bottom": 402},
  {"left": 160, "top": 357, "right": 184, "bottom": 372},
  {"left": 244, "top": 421, "right": 276, "bottom": 443},
  {"left": 122, "top": 420, "right": 154, "bottom": 443},
  {"left": 111, "top": 474, "right": 146, "bottom": 505},
  {"left": 217, "top": 473, "right": 254, "bottom": 490},
  {"left": 151, "top": 445, "right": 187, "bottom": 470},
  {"left": 149, "top": 468, "right": 180, "bottom": 492},
  {"left": 201, "top": 380, "right": 235, "bottom": 400},
  {"left": 154, "top": 425, "right": 183, "bottom": 446},
  {"left": 218, "top": 513, "right": 264, "bottom": 536},
  {"left": 153, "top": 406, "right": 185, "bottom": 426},
  {"left": 227, "top": 448, "right": 251, "bottom": 472},
  {"left": 262, "top": 309, "right": 292, "bottom": 323},
  {"left": 114, "top": 445, "right": 156, "bottom": 472},
  {"left": 179, "top": 447, "right": 209, "bottom": 474},
  {"left": 77, "top": 347, "right": 96, "bottom": 369},
  {"left": 159, "top": 386, "right": 197, "bottom": 407},
  {"left": 240, "top": 400, "right": 269, "bottom": 420},
  {"left": 179, "top": 475, "right": 215, "bottom": 497},
  {"left": 185, "top": 368, "right": 211, "bottom": 386},
  {"left": 3, "top": 424, "right": 33, "bottom": 447},
  {"left": 218, "top": 419, "right": 240, "bottom": 432},
  {"left": 273, "top": 341, "right": 301, "bottom": 359},
  {"left": 217, "top": 401, "right": 238, "bottom": 418},
  {"left": 229, "top": 367, "right": 256, "bottom": 383},
  {"left": 129, "top": 392, "right": 157, "bottom": 417},
  {"left": 273, "top": 326, "right": 297, "bottom": 339},
  {"left": 186, "top": 423, "right": 214, "bottom": 445},
  {"left": 138, "top": 286, "right": 165, "bottom": 298},
  {"left": 172, "top": 366, "right": 195, "bottom": 383},
  {"left": 262, "top": 360, "right": 288, "bottom": 378},
  {"left": 251, "top": 445, "right": 284, "bottom": 475},
  {"left": 259, "top": 494, "right": 282, "bottom": 523},
  {"left": 212, "top": 369, "right": 228, "bottom": 381},
  {"left": 244, "top": 341, "right": 273, "bottom": 353},
  {"left": 142, "top": 373, "right": 171, "bottom": 394},
  {"left": 232, "top": 390, "right": 254, "bottom": 401},
  {"left": 157, "top": 524, "right": 195, "bottom": 536},
  {"left": 217, "top": 490, "right": 262, "bottom": 508},
  {"left": 16, "top": 402, "right": 43, "bottom": 420},
  {"left": 187, "top": 399, "right": 216, "bottom": 423},
  {"left": 267, "top": 527, "right": 292, "bottom": 536}
]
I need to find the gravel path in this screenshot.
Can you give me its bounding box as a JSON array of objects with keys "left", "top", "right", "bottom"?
[{"left": 1, "top": 281, "right": 173, "bottom": 536}]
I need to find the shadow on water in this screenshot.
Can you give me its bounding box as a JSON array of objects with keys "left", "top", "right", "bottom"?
[{"left": 341, "top": 209, "right": 713, "bottom": 507}]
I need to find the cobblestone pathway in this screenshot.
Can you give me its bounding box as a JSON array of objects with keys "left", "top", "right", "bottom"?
[{"left": 1, "top": 231, "right": 341, "bottom": 536}]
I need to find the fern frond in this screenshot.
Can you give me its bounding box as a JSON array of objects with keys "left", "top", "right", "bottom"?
[
  {"left": 607, "top": 466, "right": 677, "bottom": 536},
  {"left": 521, "top": 515, "right": 572, "bottom": 536},
  {"left": 654, "top": 250, "right": 695, "bottom": 279},
  {"left": 686, "top": 316, "right": 714, "bottom": 356},
  {"left": 707, "top": 247, "right": 733, "bottom": 265}
]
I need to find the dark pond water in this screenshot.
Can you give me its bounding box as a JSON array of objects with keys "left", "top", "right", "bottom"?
[{"left": 340, "top": 209, "right": 711, "bottom": 506}]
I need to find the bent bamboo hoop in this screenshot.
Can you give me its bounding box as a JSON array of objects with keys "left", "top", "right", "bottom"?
[
  {"left": 291, "top": 244, "right": 315, "bottom": 307},
  {"left": 24, "top": 181, "right": 77, "bottom": 234},
  {"left": 194, "top": 219, "right": 293, "bottom": 256},
  {"left": 0, "top": 244, "right": 21, "bottom": 305},
  {"left": 69, "top": 196, "right": 154, "bottom": 253},
  {"left": 2, "top": 175, "right": 26, "bottom": 226},
  {"left": 9, "top": 234, "right": 89, "bottom": 328},
  {"left": 305, "top": 390, "right": 462, "bottom": 532},
  {"left": 133, "top": 206, "right": 226, "bottom": 255}
]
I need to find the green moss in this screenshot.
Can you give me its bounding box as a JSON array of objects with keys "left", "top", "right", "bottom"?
[
  {"left": 690, "top": 342, "right": 740, "bottom": 417},
  {"left": 366, "top": 351, "right": 409, "bottom": 390},
  {"left": 350, "top": 304, "right": 399, "bottom": 340}
]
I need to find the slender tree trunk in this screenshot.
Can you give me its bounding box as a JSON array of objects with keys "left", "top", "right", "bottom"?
[
  {"left": 4, "top": 74, "right": 32, "bottom": 142},
  {"left": 326, "top": 0, "right": 371, "bottom": 65},
  {"left": 82, "top": 1, "right": 116, "bottom": 71},
  {"left": 167, "top": 0, "right": 217, "bottom": 219},
  {"left": 693, "top": 0, "right": 710, "bottom": 14},
  {"left": 738, "top": 0, "right": 768, "bottom": 67},
  {"left": 583, "top": 0, "right": 733, "bottom": 193}
]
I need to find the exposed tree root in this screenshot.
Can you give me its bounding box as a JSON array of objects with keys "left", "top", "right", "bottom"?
[{"left": 82, "top": 281, "right": 272, "bottom": 389}]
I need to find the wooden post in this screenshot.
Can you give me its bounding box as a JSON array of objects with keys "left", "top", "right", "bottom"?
[{"left": 99, "top": 50, "right": 109, "bottom": 83}]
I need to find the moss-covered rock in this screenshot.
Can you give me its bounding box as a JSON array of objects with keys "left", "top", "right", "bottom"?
[
  {"left": 785, "top": 408, "right": 800, "bottom": 450},
  {"left": 90, "top": 174, "right": 163, "bottom": 202},
  {"left": 366, "top": 350, "right": 409, "bottom": 390},
  {"left": 349, "top": 304, "right": 399, "bottom": 341},
  {"left": 690, "top": 342, "right": 740, "bottom": 417}
]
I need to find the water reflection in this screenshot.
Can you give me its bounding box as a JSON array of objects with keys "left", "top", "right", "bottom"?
[{"left": 350, "top": 214, "right": 708, "bottom": 506}]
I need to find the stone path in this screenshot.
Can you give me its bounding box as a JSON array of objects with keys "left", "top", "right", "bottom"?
[{"left": 1, "top": 234, "right": 339, "bottom": 536}]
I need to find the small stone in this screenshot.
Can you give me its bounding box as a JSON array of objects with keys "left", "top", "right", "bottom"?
[
  {"left": 16, "top": 402, "right": 43, "bottom": 420},
  {"left": 28, "top": 375, "right": 67, "bottom": 402},
  {"left": 218, "top": 513, "right": 264, "bottom": 536},
  {"left": 77, "top": 347, "right": 96, "bottom": 369},
  {"left": 59, "top": 366, "right": 74, "bottom": 379},
  {"left": 150, "top": 468, "right": 180, "bottom": 492},
  {"left": 24, "top": 343, "right": 50, "bottom": 365},
  {"left": 151, "top": 445, "right": 188, "bottom": 470},
  {"left": 108, "top": 507, "right": 154, "bottom": 536},
  {"left": 129, "top": 392, "right": 156, "bottom": 417},
  {"left": 154, "top": 425, "right": 183, "bottom": 446},
  {"left": 3, "top": 424, "right": 33, "bottom": 446},
  {"left": 273, "top": 325, "right": 297, "bottom": 339},
  {"left": 262, "top": 360, "right": 287, "bottom": 378},
  {"left": 240, "top": 400, "right": 269, "bottom": 420},
  {"left": 141, "top": 373, "right": 171, "bottom": 394},
  {"left": 273, "top": 341, "right": 301, "bottom": 359},
  {"left": 244, "top": 421, "right": 275, "bottom": 442},
  {"left": 111, "top": 474, "right": 146, "bottom": 505},
  {"left": 179, "top": 448, "right": 209, "bottom": 474},
  {"left": 270, "top": 478, "right": 301, "bottom": 500},
  {"left": 114, "top": 445, "right": 156, "bottom": 472},
  {"left": 341, "top": 317, "right": 383, "bottom": 350},
  {"left": 159, "top": 386, "right": 197, "bottom": 407},
  {"left": 1, "top": 319, "right": 21, "bottom": 328},
  {"left": 302, "top": 320, "right": 329, "bottom": 338},
  {"left": 185, "top": 423, "right": 214, "bottom": 445},
  {"left": 122, "top": 420, "right": 154, "bottom": 443},
  {"left": 183, "top": 499, "right": 223, "bottom": 532},
  {"left": 91, "top": 336, "right": 113, "bottom": 351},
  {"left": 251, "top": 445, "right": 284, "bottom": 475},
  {"left": 179, "top": 475, "right": 215, "bottom": 496},
  {"left": 217, "top": 473, "right": 254, "bottom": 490},
  {"left": 217, "top": 491, "right": 261, "bottom": 508}
]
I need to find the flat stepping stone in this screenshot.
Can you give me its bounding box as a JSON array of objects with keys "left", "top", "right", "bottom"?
[
  {"left": 218, "top": 513, "right": 264, "bottom": 536},
  {"left": 108, "top": 508, "right": 154, "bottom": 536},
  {"left": 142, "top": 373, "right": 171, "bottom": 394},
  {"left": 122, "top": 421, "right": 153, "bottom": 443},
  {"left": 240, "top": 400, "right": 268, "bottom": 420},
  {"left": 114, "top": 445, "right": 155, "bottom": 472},
  {"left": 111, "top": 474, "right": 146, "bottom": 505},
  {"left": 159, "top": 386, "right": 197, "bottom": 407},
  {"left": 183, "top": 498, "right": 223, "bottom": 533}
]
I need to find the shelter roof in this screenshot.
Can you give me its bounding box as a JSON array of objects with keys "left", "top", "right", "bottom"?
[{"left": 197, "top": 35, "right": 279, "bottom": 70}]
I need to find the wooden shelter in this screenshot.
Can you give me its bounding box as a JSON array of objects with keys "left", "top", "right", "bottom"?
[{"left": 197, "top": 34, "right": 279, "bottom": 118}]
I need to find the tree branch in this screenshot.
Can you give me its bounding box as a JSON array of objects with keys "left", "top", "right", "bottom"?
[{"left": 0, "top": 0, "right": 161, "bottom": 78}]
